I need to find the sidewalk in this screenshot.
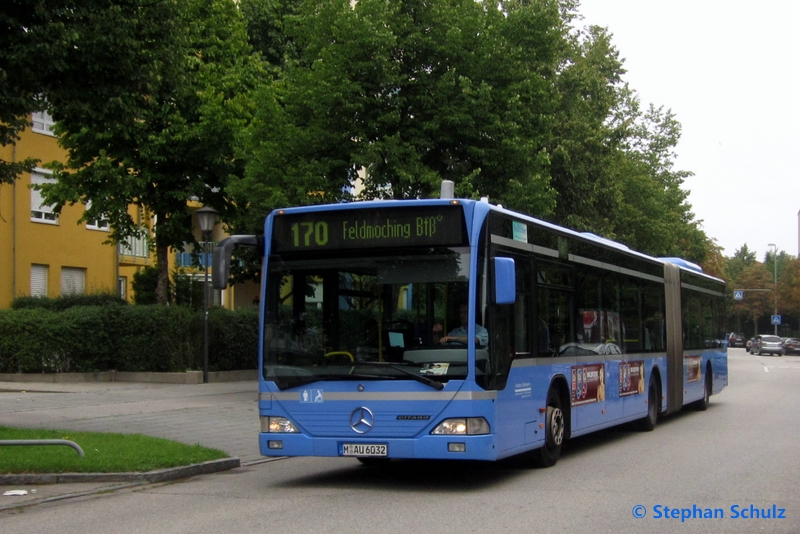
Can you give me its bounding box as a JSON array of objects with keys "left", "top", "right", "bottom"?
[{"left": 0, "top": 380, "right": 268, "bottom": 508}]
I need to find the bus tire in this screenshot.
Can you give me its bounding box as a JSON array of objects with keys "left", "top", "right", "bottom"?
[
  {"left": 531, "top": 388, "right": 565, "bottom": 468},
  {"left": 692, "top": 367, "right": 712, "bottom": 411},
  {"left": 635, "top": 378, "right": 659, "bottom": 431}
]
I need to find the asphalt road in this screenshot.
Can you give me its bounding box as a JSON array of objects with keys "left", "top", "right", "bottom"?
[{"left": 2, "top": 349, "right": 799, "bottom": 533}]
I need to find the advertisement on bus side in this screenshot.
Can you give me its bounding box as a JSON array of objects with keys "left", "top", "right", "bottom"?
[
  {"left": 619, "top": 361, "right": 645, "bottom": 397},
  {"left": 571, "top": 364, "right": 605, "bottom": 406}
]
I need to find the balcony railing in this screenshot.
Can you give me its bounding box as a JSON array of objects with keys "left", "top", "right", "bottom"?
[{"left": 175, "top": 242, "right": 212, "bottom": 268}]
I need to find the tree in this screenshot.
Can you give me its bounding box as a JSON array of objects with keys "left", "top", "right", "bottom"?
[
  {"left": 726, "top": 244, "right": 758, "bottom": 281},
  {"left": 729, "top": 263, "right": 773, "bottom": 336},
  {"left": 0, "top": 0, "right": 95, "bottom": 183},
  {"left": 547, "top": 22, "right": 627, "bottom": 237},
  {"left": 700, "top": 239, "right": 726, "bottom": 279},
  {"left": 230, "top": 0, "right": 713, "bottom": 266},
  {"left": 239, "top": 0, "right": 301, "bottom": 68},
  {"left": 229, "top": 0, "right": 566, "bottom": 231},
  {"left": 39, "top": 0, "right": 263, "bottom": 304},
  {"left": 611, "top": 101, "right": 708, "bottom": 262},
  {"left": 779, "top": 257, "right": 800, "bottom": 319}
]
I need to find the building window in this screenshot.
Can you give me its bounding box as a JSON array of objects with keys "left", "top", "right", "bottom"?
[
  {"left": 119, "top": 231, "right": 149, "bottom": 258},
  {"left": 175, "top": 241, "right": 212, "bottom": 268},
  {"left": 85, "top": 202, "right": 110, "bottom": 231},
  {"left": 31, "top": 264, "right": 49, "bottom": 297},
  {"left": 86, "top": 218, "right": 110, "bottom": 231},
  {"left": 30, "top": 170, "right": 58, "bottom": 223},
  {"left": 61, "top": 267, "right": 86, "bottom": 295},
  {"left": 32, "top": 110, "right": 56, "bottom": 136},
  {"left": 118, "top": 276, "right": 127, "bottom": 300}
]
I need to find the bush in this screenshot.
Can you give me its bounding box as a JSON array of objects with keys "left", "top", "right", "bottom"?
[
  {"left": 114, "top": 305, "right": 201, "bottom": 372},
  {"left": 0, "top": 304, "right": 258, "bottom": 374},
  {"left": 208, "top": 307, "right": 259, "bottom": 371},
  {"left": 132, "top": 266, "right": 160, "bottom": 305},
  {"left": 0, "top": 308, "right": 63, "bottom": 373},
  {"left": 11, "top": 294, "right": 127, "bottom": 311}
]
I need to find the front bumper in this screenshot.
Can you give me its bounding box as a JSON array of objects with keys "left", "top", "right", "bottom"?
[{"left": 259, "top": 432, "right": 498, "bottom": 461}]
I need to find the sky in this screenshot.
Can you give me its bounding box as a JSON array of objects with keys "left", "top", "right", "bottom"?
[{"left": 576, "top": 0, "right": 800, "bottom": 260}]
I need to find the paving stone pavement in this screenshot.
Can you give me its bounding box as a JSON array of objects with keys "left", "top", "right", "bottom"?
[{"left": 0, "top": 380, "right": 263, "bottom": 465}]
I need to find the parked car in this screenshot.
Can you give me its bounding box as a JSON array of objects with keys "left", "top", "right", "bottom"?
[
  {"left": 782, "top": 338, "right": 800, "bottom": 355},
  {"left": 729, "top": 333, "right": 746, "bottom": 348},
  {"left": 558, "top": 342, "right": 622, "bottom": 357},
  {"left": 750, "top": 334, "right": 784, "bottom": 356}
]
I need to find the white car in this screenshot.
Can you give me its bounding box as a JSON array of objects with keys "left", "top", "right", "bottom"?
[
  {"left": 751, "top": 334, "right": 784, "bottom": 356},
  {"left": 558, "top": 342, "right": 622, "bottom": 357}
]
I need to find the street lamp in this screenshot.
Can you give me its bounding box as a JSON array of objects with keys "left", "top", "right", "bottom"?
[
  {"left": 197, "top": 206, "right": 218, "bottom": 384},
  {"left": 768, "top": 243, "right": 778, "bottom": 335}
]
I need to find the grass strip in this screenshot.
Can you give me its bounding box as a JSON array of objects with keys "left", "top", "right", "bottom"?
[{"left": 0, "top": 426, "right": 229, "bottom": 474}]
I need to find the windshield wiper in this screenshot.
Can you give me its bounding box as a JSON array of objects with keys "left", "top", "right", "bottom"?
[
  {"left": 353, "top": 361, "right": 444, "bottom": 390},
  {"left": 271, "top": 373, "right": 408, "bottom": 391}
]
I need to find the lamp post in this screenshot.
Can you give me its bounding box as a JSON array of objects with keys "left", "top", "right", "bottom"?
[
  {"left": 768, "top": 243, "right": 778, "bottom": 336},
  {"left": 197, "top": 207, "right": 218, "bottom": 384}
]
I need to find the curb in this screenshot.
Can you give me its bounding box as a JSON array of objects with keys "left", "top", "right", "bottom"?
[{"left": 0, "top": 457, "right": 241, "bottom": 486}]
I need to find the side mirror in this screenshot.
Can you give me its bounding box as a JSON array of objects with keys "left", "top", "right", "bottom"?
[
  {"left": 212, "top": 235, "right": 258, "bottom": 289},
  {"left": 493, "top": 257, "right": 516, "bottom": 305}
]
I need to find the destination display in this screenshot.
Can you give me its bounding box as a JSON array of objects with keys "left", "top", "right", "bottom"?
[{"left": 271, "top": 205, "right": 467, "bottom": 252}]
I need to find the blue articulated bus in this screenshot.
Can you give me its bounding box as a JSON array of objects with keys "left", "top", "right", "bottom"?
[{"left": 213, "top": 189, "right": 727, "bottom": 467}]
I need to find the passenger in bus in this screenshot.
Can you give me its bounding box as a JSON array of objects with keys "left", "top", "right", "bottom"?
[{"left": 433, "top": 304, "right": 489, "bottom": 346}]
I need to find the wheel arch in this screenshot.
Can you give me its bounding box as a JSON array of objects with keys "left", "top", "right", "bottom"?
[{"left": 650, "top": 364, "right": 664, "bottom": 414}]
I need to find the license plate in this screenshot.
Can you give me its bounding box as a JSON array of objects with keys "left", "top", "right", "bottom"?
[{"left": 340, "top": 443, "right": 388, "bottom": 457}]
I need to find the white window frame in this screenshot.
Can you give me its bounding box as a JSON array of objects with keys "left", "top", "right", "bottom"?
[
  {"left": 30, "top": 169, "right": 58, "bottom": 224},
  {"left": 119, "top": 230, "right": 150, "bottom": 258},
  {"left": 60, "top": 267, "right": 86, "bottom": 296},
  {"left": 85, "top": 201, "right": 110, "bottom": 231},
  {"left": 32, "top": 109, "right": 56, "bottom": 136},
  {"left": 118, "top": 276, "right": 127, "bottom": 300},
  {"left": 31, "top": 264, "right": 49, "bottom": 297}
]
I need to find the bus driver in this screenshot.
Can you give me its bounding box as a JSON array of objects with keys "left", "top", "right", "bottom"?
[{"left": 433, "top": 304, "right": 489, "bottom": 347}]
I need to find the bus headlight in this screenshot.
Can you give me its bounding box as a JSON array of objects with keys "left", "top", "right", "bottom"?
[
  {"left": 262, "top": 416, "right": 299, "bottom": 433},
  {"left": 431, "top": 417, "right": 490, "bottom": 435}
]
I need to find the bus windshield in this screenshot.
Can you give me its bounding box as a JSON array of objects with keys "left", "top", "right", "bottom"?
[{"left": 264, "top": 246, "right": 485, "bottom": 390}]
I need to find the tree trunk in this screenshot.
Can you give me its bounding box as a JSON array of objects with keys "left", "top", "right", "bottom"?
[{"left": 156, "top": 243, "right": 170, "bottom": 305}]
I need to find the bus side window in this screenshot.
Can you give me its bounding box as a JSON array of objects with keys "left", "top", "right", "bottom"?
[{"left": 513, "top": 256, "right": 532, "bottom": 356}]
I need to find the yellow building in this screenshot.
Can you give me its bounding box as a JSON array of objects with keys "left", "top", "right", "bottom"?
[
  {"left": 1, "top": 111, "right": 124, "bottom": 307},
  {"left": 1, "top": 111, "right": 255, "bottom": 309}
]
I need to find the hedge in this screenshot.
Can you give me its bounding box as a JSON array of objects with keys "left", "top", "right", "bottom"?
[{"left": 0, "top": 305, "right": 259, "bottom": 374}]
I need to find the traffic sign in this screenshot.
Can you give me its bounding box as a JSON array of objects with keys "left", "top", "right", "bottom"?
[
  {"left": 734, "top": 291, "right": 743, "bottom": 300},
  {"left": 772, "top": 315, "right": 782, "bottom": 325}
]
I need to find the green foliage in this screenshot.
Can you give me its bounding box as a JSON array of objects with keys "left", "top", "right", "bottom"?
[
  {"left": 132, "top": 267, "right": 160, "bottom": 305},
  {"left": 173, "top": 269, "right": 206, "bottom": 310},
  {"left": 0, "top": 305, "right": 258, "bottom": 374},
  {"left": 230, "top": 0, "right": 708, "bottom": 264},
  {"left": 11, "top": 293, "right": 126, "bottom": 311},
  {"left": 35, "top": 0, "right": 264, "bottom": 304},
  {"left": 208, "top": 307, "right": 260, "bottom": 371},
  {"left": 113, "top": 306, "right": 200, "bottom": 372},
  {"left": 4, "top": 0, "right": 715, "bottom": 279}
]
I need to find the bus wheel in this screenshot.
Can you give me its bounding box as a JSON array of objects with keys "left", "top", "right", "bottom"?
[
  {"left": 693, "top": 368, "right": 712, "bottom": 411},
  {"left": 531, "top": 388, "right": 565, "bottom": 468},
  {"left": 635, "top": 378, "right": 659, "bottom": 431}
]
